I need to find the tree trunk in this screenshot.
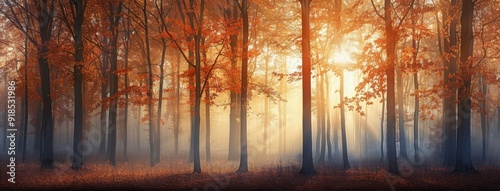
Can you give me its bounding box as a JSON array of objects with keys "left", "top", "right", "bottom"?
[
  {"left": 123, "top": 15, "right": 131, "bottom": 162},
  {"left": 99, "top": 37, "right": 109, "bottom": 155},
  {"left": 106, "top": 2, "right": 123, "bottom": 167},
  {"left": 22, "top": 31, "right": 29, "bottom": 163},
  {"left": 174, "top": 53, "right": 180, "bottom": 155},
  {"left": 381, "top": 93, "right": 385, "bottom": 162},
  {"left": 237, "top": 0, "right": 249, "bottom": 174},
  {"left": 479, "top": 74, "right": 487, "bottom": 163},
  {"left": 298, "top": 0, "right": 316, "bottom": 176},
  {"left": 397, "top": 64, "right": 407, "bottom": 159},
  {"left": 442, "top": 0, "right": 458, "bottom": 167},
  {"left": 155, "top": 40, "right": 167, "bottom": 164},
  {"left": 318, "top": 70, "right": 326, "bottom": 164},
  {"left": 385, "top": 0, "right": 399, "bottom": 175},
  {"left": 38, "top": 0, "right": 55, "bottom": 168},
  {"left": 203, "top": 37, "right": 211, "bottom": 162},
  {"left": 454, "top": 0, "right": 474, "bottom": 173},
  {"left": 264, "top": 58, "right": 269, "bottom": 155},
  {"left": 315, "top": 68, "right": 321, "bottom": 159},
  {"left": 340, "top": 71, "right": 350, "bottom": 170},
  {"left": 227, "top": 0, "right": 240, "bottom": 161},
  {"left": 142, "top": 0, "right": 156, "bottom": 167},
  {"left": 411, "top": 2, "right": 420, "bottom": 164},
  {"left": 71, "top": 0, "right": 86, "bottom": 170}
]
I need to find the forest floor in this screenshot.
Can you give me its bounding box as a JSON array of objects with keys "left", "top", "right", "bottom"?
[{"left": 1, "top": 158, "right": 500, "bottom": 191}]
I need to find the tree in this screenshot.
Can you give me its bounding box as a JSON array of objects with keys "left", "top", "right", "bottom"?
[
  {"left": 1, "top": 0, "right": 56, "bottom": 168},
  {"left": 224, "top": 0, "right": 241, "bottom": 162},
  {"left": 334, "top": 0, "right": 350, "bottom": 170},
  {"left": 236, "top": 0, "right": 249, "bottom": 174},
  {"left": 441, "top": 0, "right": 458, "bottom": 167},
  {"left": 59, "top": 0, "right": 88, "bottom": 170},
  {"left": 454, "top": 0, "right": 475, "bottom": 173},
  {"left": 298, "top": 0, "right": 316, "bottom": 176},
  {"left": 106, "top": 1, "right": 123, "bottom": 166}
]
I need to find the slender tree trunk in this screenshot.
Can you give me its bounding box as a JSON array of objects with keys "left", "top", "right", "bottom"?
[
  {"left": 155, "top": 41, "right": 167, "bottom": 164},
  {"left": 100, "top": 37, "right": 109, "bottom": 155},
  {"left": 237, "top": 0, "right": 249, "bottom": 174},
  {"left": 397, "top": 65, "right": 407, "bottom": 159},
  {"left": 315, "top": 68, "right": 321, "bottom": 159},
  {"left": 123, "top": 15, "right": 131, "bottom": 161},
  {"left": 137, "top": 94, "right": 141, "bottom": 151},
  {"left": 141, "top": 0, "right": 156, "bottom": 167},
  {"left": 318, "top": 70, "right": 326, "bottom": 164},
  {"left": 106, "top": 2, "right": 123, "bottom": 167},
  {"left": 411, "top": 2, "right": 420, "bottom": 164},
  {"left": 479, "top": 75, "right": 487, "bottom": 163},
  {"left": 454, "top": 0, "right": 474, "bottom": 173},
  {"left": 22, "top": 31, "right": 29, "bottom": 163},
  {"left": 264, "top": 58, "right": 269, "bottom": 155},
  {"left": 385, "top": 0, "right": 399, "bottom": 175},
  {"left": 174, "top": 53, "right": 180, "bottom": 155},
  {"left": 381, "top": 93, "right": 385, "bottom": 162},
  {"left": 203, "top": 37, "right": 211, "bottom": 162},
  {"left": 413, "top": 73, "right": 420, "bottom": 163},
  {"left": 340, "top": 71, "right": 350, "bottom": 170}
]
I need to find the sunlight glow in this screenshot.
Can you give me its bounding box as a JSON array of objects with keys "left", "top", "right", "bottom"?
[{"left": 333, "top": 50, "right": 354, "bottom": 65}]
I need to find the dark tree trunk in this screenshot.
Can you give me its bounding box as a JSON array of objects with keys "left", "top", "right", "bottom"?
[
  {"left": 205, "top": 86, "right": 211, "bottom": 162},
  {"left": 442, "top": 0, "right": 458, "bottom": 168},
  {"left": 106, "top": 1, "right": 123, "bottom": 167},
  {"left": 340, "top": 71, "right": 350, "bottom": 170},
  {"left": 142, "top": 0, "right": 156, "bottom": 167},
  {"left": 385, "top": 0, "right": 398, "bottom": 175},
  {"left": 397, "top": 65, "right": 407, "bottom": 159},
  {"left": 122, "top": 15, "right": 131, "bottom": 162},
  {"left": 479, "top": 75, "right": 487, "bottom": 163},
  {"left": 99, "top": 37, "right": 109, "bottom": 155},
  {"left": 298, "top": 0, "right": 316, "bottom": 176},
  {"left": 37, "top": 0, "right": 55, "bottom": 168},
  {"left": 71, "top": 0, "right": 86, "bottom": 170},
  {"left": 22, "top": 31, "right": 29, "bottom": 163},
  {"left": 381, "top": 94, "right": 385, "bottom": 162},
  {"left": 454, "top": 0, "right": 474, "bottom": 173},
  {"left": 227, "top": 0, "right": 240, "bottom": 161},
  {"left": 411, "top": 3, "right": 420, "bottom": 163},
  {"left": 155, "top": 37, "right": 167, "bottom": 164},
  {"left": 202, "top": 37, "right": 211, "bottom": 162},
  {"left": 35, "top": 102, "right": 42, "bottom": 160},
  {"left": 237, "top": 0, "right": 249, "bottom": 174},
  {"left": 413, "top": 73, "right": 420, "bottom": 163}
]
